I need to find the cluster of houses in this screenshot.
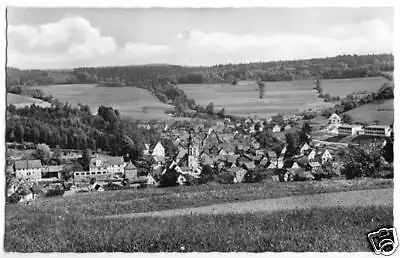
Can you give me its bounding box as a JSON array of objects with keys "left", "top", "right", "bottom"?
[{"left": 7, "top": 111, "right": 393, "bottom": 192}]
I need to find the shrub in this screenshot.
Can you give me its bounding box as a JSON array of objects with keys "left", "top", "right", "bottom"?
[
  {"left": 244, "top": 170, "right": 263, "bottom": 183},
  {"left": 216, "top": 172, "right": 235, "bottom": 184},
  {"left": 45, "top": 188, "right": 65, "bottom": 197}
]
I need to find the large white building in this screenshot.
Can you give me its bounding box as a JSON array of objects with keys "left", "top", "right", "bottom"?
[
  {"left": 364, "top": 125, "right": 392, "bottom": 137},
  {"left": 14, "top": 160, "right": 42, "bottom": 180},
  {"left": 338, "top": 124, "right": 363, "bottom": 136},
  {"left": 329, "top": 113, "right": 341, "bottom": 124}
]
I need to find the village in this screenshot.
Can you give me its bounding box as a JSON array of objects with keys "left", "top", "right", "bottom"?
[{"left": 6, "top": 112, "right": 393, "bottom": 203}]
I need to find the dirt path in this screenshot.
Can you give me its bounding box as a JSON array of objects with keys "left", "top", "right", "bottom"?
[{"left": 101, "top": 188, "right": 393, "bottom": 219}]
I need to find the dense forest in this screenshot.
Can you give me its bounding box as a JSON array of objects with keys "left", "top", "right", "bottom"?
[
  {"left": 5, "top": 103, "right": 174, "bottom": 160},
  {"left": 7, "top": 54, "right": 394, "bottom": 87}
]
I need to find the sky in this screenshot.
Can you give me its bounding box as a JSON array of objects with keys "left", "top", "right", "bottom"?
[{"left": 7, "top": 7, "right": 394, "bottom": 69}]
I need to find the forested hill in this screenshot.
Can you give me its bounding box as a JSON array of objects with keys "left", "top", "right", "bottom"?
[{"left": 7, "top": 54, "right": 394, "bottom": 86}]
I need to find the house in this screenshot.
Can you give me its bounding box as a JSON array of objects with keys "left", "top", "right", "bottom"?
[
  {"left": 146, "top": 174, "right": 157, "bottom": 185},
  {"left": 329, "top": 113, "right": 341, "bottom": 124},
  {"left": 321, "top": 149, "right": 332, "bottom": 164},
  {"left": 284, "top": 124, "right": 292, "bottom": 131},
  {"left": 143, "top": 143, "right": 151, "bottom": 155},
  {"left": 364, "top": 125, "right": 392, "bottom": 137},
  {"left": 300, "top": 143, "right": 311, "bottom": 155},
  {"left": 308, "top": 161, "right": 322, "bottom": 173},
  {"left": 177, "top": 174, "right": 187, "bottom": 186},
  {"left": 307, "top": 149, "right": 316, "bottom": 161},
  {"left": 89, "top": 155, "right": 126, "bottom": 177},
  {"left": 243, "top": 161, "right": 256, "bottom": 171},
  {"left": 234, "top": 168, "right": 248, "bottom": 183},
  {"left": 277, "top": 157, "right": 284, "bottom": 169},
  {"left": 267, "top": 162, "right": 277, "bottom": 169},
  {"left": 338, "top": 124, "right": 363, "bottom": 136},
  {"left": 152, "top": 142, "right": 165, "bottom": 161},
  {"left": 280, "top": 146, "right": 287, "bottom": 156},
  {"left": 272, "top": 125, "right": 281, "bottom": 133},
  {"left": 260, "top": 157, "right": 269, "bottom": 167},
  {"left": 291, "top": 162, "right": 300, "bottom": 169},
  {"left": 218, "top": 149, "right": 228, "bottom": 157},
  {"left": 42, "top": 165, "right": 64, "bottom": 179},
  {"left": 14, "top": 160, "right": 42, "bottom": 180},
  {"left": 124, "top": 161, "right": 138, "bottom": 179}
]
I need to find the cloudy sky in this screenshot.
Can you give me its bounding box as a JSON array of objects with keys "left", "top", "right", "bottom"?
[{"left": 7, "top": 7, "right": 394, "bottom": 69}]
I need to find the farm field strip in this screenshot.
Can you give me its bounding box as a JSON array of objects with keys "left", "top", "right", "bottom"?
[{"left": 32, "top": 84, "right": 174, "bottom": 120}]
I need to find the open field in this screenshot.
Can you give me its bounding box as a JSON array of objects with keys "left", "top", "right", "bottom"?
[
  {"left": 5, "top": 191, "right": 392, "bottom": 251},
  {"left": 33, "top": 84, "right": 175, "bottom": 120},
  {"left": 7, "top": 93, "right": 51, "bottom": 108},
  {"left": 178, "top": 80, "right": 333, "bottom": 118},
  {"left": 344, "top": 99, "right": 394, "bottom": 125},
  {"left": 320, "top": 77, "right": 388, "bottom": 98}
]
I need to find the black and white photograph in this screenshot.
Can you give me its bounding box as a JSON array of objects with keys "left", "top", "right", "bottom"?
[{"left": 3, "top": 1, "right": 397, "bottom": 253}]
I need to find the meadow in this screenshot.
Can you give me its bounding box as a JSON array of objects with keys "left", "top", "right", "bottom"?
[
  {"left": 33, "top": 84, "right": 175, "bottom": 120},
  {"left": 7, "top": 93, "right": 51, "bottom": 108},
  {"left": 4, "top": 178, "right": 393, "bottom": 252},
  {"left": 178, "top": 80, "right": 332, "bottom": 118},
  {"left": 320, "top": 77, "right": 388, "bottom": 98},
  {"left": 344, "top": 99, "right": 394, "bottom": 125}
]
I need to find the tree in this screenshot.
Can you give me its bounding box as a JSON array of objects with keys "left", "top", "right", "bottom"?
[
  {"left": 217, "top": 107, "right": 226, "bottom": 118},
  {"left": 62, "top": 164, "right": 83, "bottom": 181},
  {"left": 301, "top": 122, "right": 312, "bottom": 134},
  {"left": 285, "top": 132, "right": 300, "bottom": 157},
  {"left": 315, "top": 79, "right": 322, "bottom": 92},
  {"left": 52, "top": 146, "right": 63, "bottom": 165},
  {"left": 15, "top": 124, "right": 25, "bottom": 142},
  {"left": 80, "top": 149, "right": 92, "bottom": 171},
  {"left": 206, "top": 102, "right": 215, "bottom": 115},
  {"left": 257, "top": 79, "right": 265, "bottom": 99},
  {"left": 341, "top": 143, "right": 382, "bottom": 179},
  {"left": 382, "top": 138, "right": 393, "bottom": 163},
  {"left": 342, "top": 114, "right": 353, "bottom": 124},
  {"left": 34, "top": 143, "right": 51, "bottom": 165}
]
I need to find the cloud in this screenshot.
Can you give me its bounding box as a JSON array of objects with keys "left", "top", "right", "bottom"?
[
  {"left": 176, "top": 18, "right": 393, "bottom": 63},
  {"left": 8, "top": 16, "right": 171, "bottom": 68},
  {"left": 9, "top": 16, "right": 116, "bottom": 59}
]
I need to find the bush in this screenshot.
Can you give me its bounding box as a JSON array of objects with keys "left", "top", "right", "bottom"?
[
  {"left": 216, "top": 172, "right": 235, "bottom": 184},
  {"left": 244, "top": 170, "right": 263, "bottom": 183},
  {"left": 45, "top": 188, "right": 65, "bottom": 197},
  {"left": 7, "top": 193, "right": 21, "bottom": 204}
]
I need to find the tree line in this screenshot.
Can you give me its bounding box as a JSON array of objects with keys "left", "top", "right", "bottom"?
[
  {"left": 7, "top": 54, "right": 394, "bottom": 87},
  {"left": 6, "top": 103, "right": 171, "bottom": 162}
]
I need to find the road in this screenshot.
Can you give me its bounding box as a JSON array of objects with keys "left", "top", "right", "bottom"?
[{"left": 101, "top": 188, "right": 393, "bottom": 219}]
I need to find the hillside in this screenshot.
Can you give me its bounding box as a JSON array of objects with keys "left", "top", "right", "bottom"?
[
  {"left": 7, "top": 93, "right": 51, "bottom": 108},
  {"left": 344, "top": 99, "right": 394, "bottom": 125},
  {"left": 34, "top": 84, "right": 175, "bottom": 120},
  {"left": 320, "top": 77, "right": 389, "bottom": 98},
  {"left": 178, "top": 80, "right": 332, "bottom": 118}
]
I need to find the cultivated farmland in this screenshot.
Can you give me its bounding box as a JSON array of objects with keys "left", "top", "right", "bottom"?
[
  {"left": 178, "top": 80, "right": 333, "bottom": 118},
  {"left": 320, "top": 77, "right": 388, "bottom": 98},
  {"left": 344, "top": 99, "right": 394, "bottom": 125},
  {"left": 7, "top": 93, "right": 51, "bottom": 108},
  {"left": 33, "top": 84, "right": 175, "bottom": 120}
]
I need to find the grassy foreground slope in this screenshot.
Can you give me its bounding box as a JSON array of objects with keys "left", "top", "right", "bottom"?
[
  {"left": 5, "top": 205, "right": 392, "bottom": 252},
  {"left": 35, "top": 84, "right": 175, "bottom": 120},
  {"left": 4, "top": 179, "right": 392, "bottom": 252}
]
